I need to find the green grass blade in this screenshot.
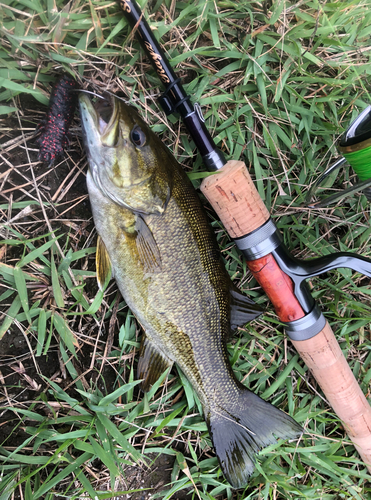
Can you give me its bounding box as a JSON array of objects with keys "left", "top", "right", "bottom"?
[
  {"left": 36, "top": 309, "right": 47, "bottom": 356},
  {"left": 52, "top": 312, "right": 78, "bottom": 356},
  {"left": 50, "top": 246, "right": 65, "bottom": 308},
  {"left": 32, "top": 452, "right": 93, "bottom": 499},
  {"left": 13, "top": 266, "right": 31, "bottom": 323},
  {"left": 0, "top": 296, "right": 21, "bottom": 340}
]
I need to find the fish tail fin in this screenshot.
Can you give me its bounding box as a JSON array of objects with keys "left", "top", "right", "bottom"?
[{"left": 207, "top": 390, "right": 302, "bottom": 489}]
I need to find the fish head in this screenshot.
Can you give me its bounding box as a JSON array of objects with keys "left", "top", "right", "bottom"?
[{"left": 79, "top": 94, "right": 173, "bottom": 214}]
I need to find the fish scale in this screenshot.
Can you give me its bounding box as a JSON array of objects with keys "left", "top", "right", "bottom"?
[{"left": 79, "top": 94, "right": 302, "bottom": 488}]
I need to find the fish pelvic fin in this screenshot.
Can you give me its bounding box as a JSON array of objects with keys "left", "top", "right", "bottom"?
[
  {"left": 230, "top": 286, "right": 262, "bottom": 331},
  {"left": 96, "top": 236, "right": 113, "bottom": 290},
  {"left": 137, "top": 334, "right": 173, "bottom": 392},
  {"left": 206, "top": 390, "right": 302, "bottom": 489}
]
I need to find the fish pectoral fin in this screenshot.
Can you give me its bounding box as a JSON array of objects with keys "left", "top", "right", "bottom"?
[
  {"left": 135, "top": 215, "right": 162, "bottom": 274},
  {"left": 230, "top": 286, "right": 263, "bottom": 331},
  {"left": 137, "top": 334, "right": 173, "bottom": 392},
  {"left": 96, "top": 236, "right": 113, "bottom": 290}
]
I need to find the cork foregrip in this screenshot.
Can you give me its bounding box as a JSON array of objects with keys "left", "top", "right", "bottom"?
[
  {"left": 293, "top": 322, "right": 371, "bottom": 472},
  {"left": 200, "top": 160, "right": 270, "bottom": 238}
]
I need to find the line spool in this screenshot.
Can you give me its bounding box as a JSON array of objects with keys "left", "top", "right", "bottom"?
[
  {"left": 338, "top": 105, "right": 371, "bottom": 201},
  {"left": 307, "top": 105, "right": 371, "bottom": 207}
]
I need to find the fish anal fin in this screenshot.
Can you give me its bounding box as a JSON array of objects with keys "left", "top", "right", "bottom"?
[
  {"left": 137, "top": 335, "right": 173, "bottom": 392},
  {"left": 230, "top": 287, "right": 262, "bottom": 331},
  {"left": 96, "top": 236, "right": 112, "bottom": 290},
  {"left": 135, "top": 215, "right": 162, "bottom": 275}
]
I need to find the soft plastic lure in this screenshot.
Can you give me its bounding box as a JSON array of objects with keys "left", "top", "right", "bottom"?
[{"left": 37, "top": 74, "right": 78, "bottom": 165}]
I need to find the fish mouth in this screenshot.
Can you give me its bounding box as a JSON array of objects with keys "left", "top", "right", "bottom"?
[
  {"left": 79, "top": 92, "right": 120, "bottom": 146},
  {"left": 95, "top": 99, "right": 115, "bottom": 135},
  {"left": 79, "top": 93, "right": 157, "bottom": 211}
]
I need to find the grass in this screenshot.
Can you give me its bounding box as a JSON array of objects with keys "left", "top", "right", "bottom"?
[{"left": 0, "top": 0, "right": 371, "bottom": 498}]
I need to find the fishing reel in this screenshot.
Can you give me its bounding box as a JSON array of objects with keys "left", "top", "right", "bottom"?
[{"left": 307, "top": 106, "right": 371, "bottom": 208}]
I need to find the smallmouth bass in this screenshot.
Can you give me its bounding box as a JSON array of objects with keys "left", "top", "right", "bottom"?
[{"left": 79, "top": 94, "right": 302, "bottom": 488}]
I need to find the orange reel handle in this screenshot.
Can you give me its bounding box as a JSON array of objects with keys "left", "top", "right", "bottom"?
[{"left": 201, "top": 159, "right": 371, "bottom": 472}]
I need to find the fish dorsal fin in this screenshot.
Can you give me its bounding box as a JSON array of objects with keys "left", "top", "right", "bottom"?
[
  {"left": 135, "top": 215, "right": 162, "bottom": 274},
  {"left": 230, "top": 286, "right": 262, "bottom": 331},
  {"left": 96, "top": 235, "right": 113, "bottom": 290},
  {"left": 137, "top": 335, "right": 173, "bottom": 392}
]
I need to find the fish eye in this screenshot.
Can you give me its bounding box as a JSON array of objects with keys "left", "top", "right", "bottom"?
[{"left": 130, "top": 125, "right": 146, "bottom": 147}]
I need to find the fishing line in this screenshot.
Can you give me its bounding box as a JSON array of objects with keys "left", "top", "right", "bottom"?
[
  {"left": 340, "top": 145, "right": 371, "bottom": 181},
  {"left": 307, "top": 105, "right": 371, "bottom": 206},
  {"left": 75, "top": 88, "right": 162, "bottom": 104},
  {"left": 338, "top": 105, "right": 371, "bottom": 201},
  {"left": 73, "top": 89, "right": 107, "bottom": 100}
]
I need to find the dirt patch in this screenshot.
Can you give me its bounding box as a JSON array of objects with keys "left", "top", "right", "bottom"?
[{"left": 120, "top": 453, "right": 192, "bottom": 500}]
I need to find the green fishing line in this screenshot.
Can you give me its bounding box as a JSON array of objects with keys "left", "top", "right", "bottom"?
[{"left": 342, "top": 144, "right": 371, "bottom": 181}]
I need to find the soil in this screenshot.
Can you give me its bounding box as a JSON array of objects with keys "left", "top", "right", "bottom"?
[{"left": 121, "top": 453, "right": 184, "bottom": 500}]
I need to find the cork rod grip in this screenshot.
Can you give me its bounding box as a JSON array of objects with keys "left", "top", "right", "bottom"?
[
  {"left": 200, "top": 160, "right": 270, "bottom": 238},
  {"left": 293, "top": 322, "right": 371, "bottom": 472},
  {"left": 201, "top": 158, "right": 371, "bottom": 470}
]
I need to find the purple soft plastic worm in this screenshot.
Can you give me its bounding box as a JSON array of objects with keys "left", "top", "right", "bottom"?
[{"left": 37, "top": 74, "right": 78, "bottom": 165}]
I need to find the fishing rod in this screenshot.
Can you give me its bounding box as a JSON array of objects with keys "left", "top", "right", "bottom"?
[
  {"left": 307, "top": 106, "right": 371, "bottom": 208},
  {"left": 119, "top": 0, "right": 225, "bottom": 172},
  {"left": 119, "top": 0, "right": 371, "bottom": 472}
]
